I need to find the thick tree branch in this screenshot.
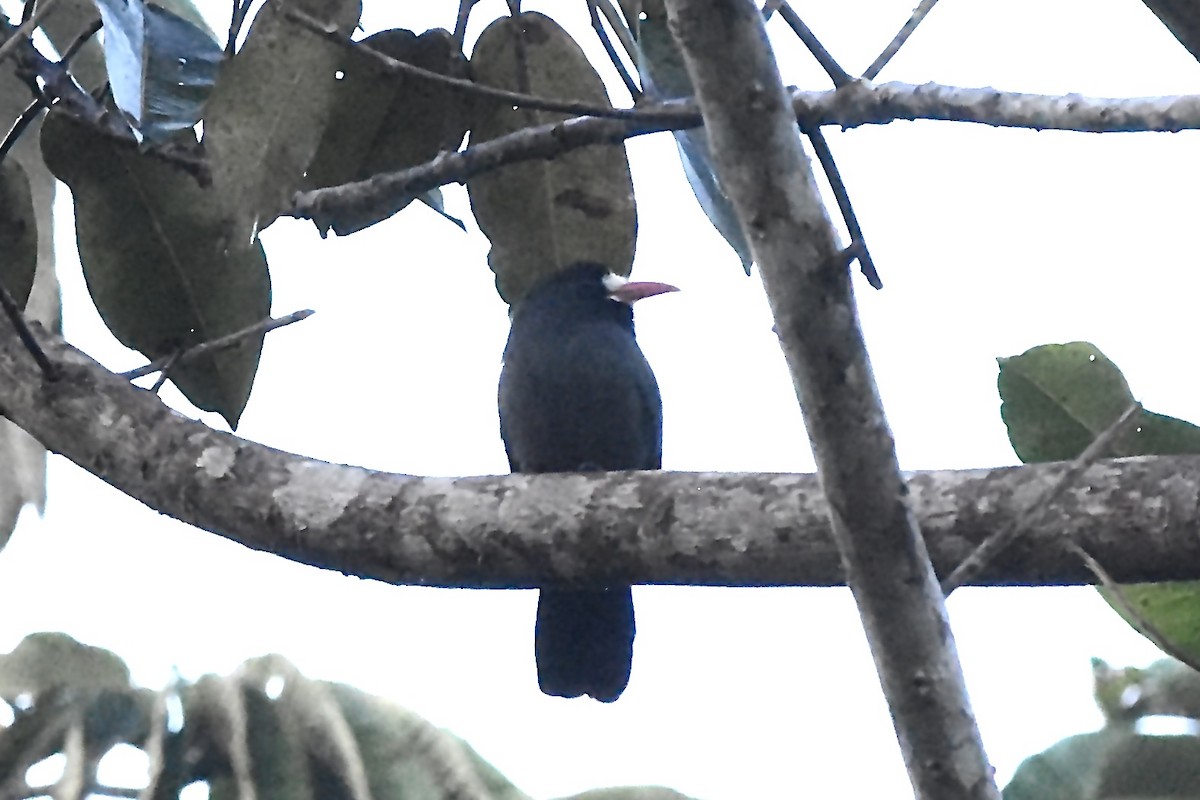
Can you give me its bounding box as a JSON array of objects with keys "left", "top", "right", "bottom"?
[
  {"left": 5, "top": 196, "right": 1200, "bottom": 595},
  {"left": 292, "top": 81, "right": 1200, "bottom": 235},
  {"left": 661, "top": 2, "right": 994, "bottom": 799}
]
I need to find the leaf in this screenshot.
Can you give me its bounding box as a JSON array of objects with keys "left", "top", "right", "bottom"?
[
  {"left": 0, "top": 160, "right": 37, "bottom": 309},
  {"left": 997, "top": 342, "right": 1137, "bottom": 463},
  {"left": 1003, "top": 728, "right": 1200, "bottom": 799},
  {"left": 90, "top": 0, "right": 223, "bottom": 142},
  {"left": 202, "top": 0, "right": 358, "bottom": 243},
  {"left": 998, "top": 342, "right": 1200, "bottom": 671},
  {"left": 301, "top": 27, "right": 474, "bottom": 233},
  {"left": 304, "top": 27, "right": 472, "bottom": 188},
  {"left": 1094, "top": 657, "right": 1200, "bottom": 723},
  {"left": 635, "top": 5, "right": 752, "bottom": 273},
  {"left": 0, "top": 632, "right": 130, "bottom": 698},
  {"left": 467, "top": 12, "right": 637, "bottom": 304},
  {"left": 41, "top": 111, "right": 270, "bottom": 427}
]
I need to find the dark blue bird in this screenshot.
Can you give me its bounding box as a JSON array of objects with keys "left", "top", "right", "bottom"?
[{"left": 498, "top": 262, "right": 677, "bottom": 702}]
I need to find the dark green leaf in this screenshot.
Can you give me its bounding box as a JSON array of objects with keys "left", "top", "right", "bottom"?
[
  {"left": 304, "top": 28, "right": 472, "bottom": 188},
  {"left": 467, "top": 12, "right": 637, "bottom": 304},
  {"left": 202, "top": 0, "right": 356, "bottom": 243},
  {"left": 0, "top": 160, "right": 37, "bottom": 309},
  {"left": 41, "top": 111, "right": 270, "bottom": 427}
]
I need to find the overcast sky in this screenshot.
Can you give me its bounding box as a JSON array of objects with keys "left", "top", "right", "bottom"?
[{"left": 3, "top": 1, "right": 1200, "bottom": 798}]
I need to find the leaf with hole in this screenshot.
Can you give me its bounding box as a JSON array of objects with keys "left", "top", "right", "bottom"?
[{"left": 202, "top": 0, "right": 359, "bottom": 243}]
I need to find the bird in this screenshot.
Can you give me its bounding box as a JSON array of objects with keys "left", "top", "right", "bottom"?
[{"left": 498, "top": 261, "right": 677, "bottom": 702}]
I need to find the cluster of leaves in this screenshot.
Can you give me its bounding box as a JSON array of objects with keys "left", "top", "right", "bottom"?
[
  {"left": 997, "top": 343, "right": 1200, "bottom": 795},
  {"left": 0, "top": 632, "right": 696, "bottom": 800},
  {"left": 1004, "top": 657, "right": 1200, "bottom": 798},
  {"left": 1, "top": 0, "right": 753, "bottom": 430}
]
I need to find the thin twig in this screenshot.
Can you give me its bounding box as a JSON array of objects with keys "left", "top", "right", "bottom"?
[
  {"left": 588, "top": 0, "right": 641, "bottom": 100},
  {"left": 770, "top": 3, "right": 851, "bottom": 87},
  {"left": 20, "top": 0, "right": 35, "bottom": 24},
  {"left": 0, "top": 97, "right": 46, "bottom": 166},
  {"left": 0, "top": 0, "right": 62, "bottom": 63},
  {"left": 148, "top": 348, "right": 181, "bottom": 392},
  {"left": 59, "top": 17, "right": 101, "bottom": 63},
  {"left": 941, "top": 401, "right": 1143, "bottom": 595},
  {"left": 120, "top": 309, "right": 314, "bottom": 381},
  {"left": 227, "top": 0, "right": 253, "bottom": 55},
  {"left": 862, "top": 0, "right": 940, "bottom": 81},
  {"left": 804, "top": 126, "right": 881, "bottom": 289},
  {"left": 284, "top": 7, "right": 652, "bottom": 122},
  {"left": 596, "top": 0, "right": 639, "bottom": 56},
  {"left": 453, "top": 0, "right": 479, "bottom": 48},
  {"left": 0, "top": 281, "right": 57, "bottom": 381}
]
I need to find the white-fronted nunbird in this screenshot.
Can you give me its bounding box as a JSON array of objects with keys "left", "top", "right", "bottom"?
[{"left": 498, "top": 261, "right": 677, "bottom": 702}]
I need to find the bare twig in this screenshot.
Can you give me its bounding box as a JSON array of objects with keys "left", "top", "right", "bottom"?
[
  {"left": 803, "top": 126, "right": 881, "bottom": 288},
  {"left": 941, "top": 402, "right": 1144, "bottom": 595},
  {"left": 588, "top": 0, "right": 642, "bottom": 100},
  {"left": 295, "top": 83, "right": 1200, "bottom": 236},
  {"left": 0, "top": 97, "right": 46, "bottom": 165},
  {"left": 147, "top": 348, "right": 181, "bottom": 392},
  {"left": 58, "top": 17, "right": 101, "bottom": 62},
  {"left": 227, "top": 0, "right": 253, "bottom": 54},
  {"left": 0, "top": 281, "right": 57, "bottom": 381},
  {"left": 284, "top": 7, "right": 653, "bottom": 122},
  {"left": 453, "top": 0, "right": 479, "bottom": 47},
  {"left": 0, "top": 0, "right": 61, "bottom": 63},
  {"left": 862, "top": 0, "right": 941, "bottom": 80},
  {"left": 120, "top": 310, "right": 314, "bottom": 381},
  {"left": 770, "top": 3, "right": 851, "bottom": 87}
]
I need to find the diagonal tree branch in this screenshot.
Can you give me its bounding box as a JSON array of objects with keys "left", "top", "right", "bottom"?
[
  {"left": 292, "top": 82, "right": 1200, "bottom": 235},
  {"left": 4, "top": 322, "right": 1200, "bottom": 590},
  {"left": 661, "top": 1, "right": 995, "bottom": 798}
]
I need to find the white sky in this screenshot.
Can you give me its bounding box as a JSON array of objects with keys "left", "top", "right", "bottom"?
[{"left": 3, "top": 0, "right": 1200, "bottom": 797}]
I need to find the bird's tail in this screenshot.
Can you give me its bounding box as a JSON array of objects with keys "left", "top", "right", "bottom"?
[{"left": 535, "top": 587, "right": 635, "bottom": 702}]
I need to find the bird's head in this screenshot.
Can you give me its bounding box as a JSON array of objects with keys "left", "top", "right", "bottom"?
[{"left": 516, "top": 262, "right": 678, "bottom": 327}]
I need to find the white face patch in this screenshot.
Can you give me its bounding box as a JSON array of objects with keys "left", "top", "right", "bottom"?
[{"left": 602, "top": 272, "right": 628, "bottom": 295}]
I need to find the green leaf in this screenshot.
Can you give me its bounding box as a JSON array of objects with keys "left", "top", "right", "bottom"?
[
  {"left": 91, "top": 0, "right": 223, "bottom": 142},
  {"left": 999, "top": 342, "right": 1200, "bottom": 672},
  {"left": 467, "top": 12, "right": 637, "bottom": 305},
  {"left": 41, "top": 111, "right": 270, "bottom": 427},
  {"left": 1107, "top": 583, "right": 1200, "bottom": 670},
  {"left": 202, "top": 0, "right": 357, "bottom": 243},
  {"left": 998, "top": 342, "right": 1136, "bottom": 463},
  {"left": 0, "top": 160, "right": 37, "bottom": 309},
  {"left": 1004, "top": 728, "right": 1200, "bottom": 799},
  {"left": 0, "top": 632, "right": 130, "bottom": 697}
]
